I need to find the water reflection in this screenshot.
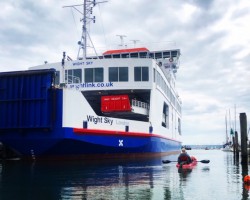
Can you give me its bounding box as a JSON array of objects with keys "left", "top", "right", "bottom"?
[
  {"left": 178, "top": 168, "right": 192, "bottom": 179},
  {"left": 223, "top": 151, "right": 250, "bottom": 200},
  {"left": 58, "top": 162, "right": 155, "bottom": 199},
  {"left": 0, "top": 150, "right": 250, "bottom": 200},
  {"left": 201, "top": 166, "right": 210, "bottom": 172},
  {"left": 241, "top": 156, "right": 249, "bottom": 200},
  {"left": 59, "top": 164, "right": 155, "bottom": 200},
  {"left": 0, "top": 158, "right": 166, "bottom": 200}
]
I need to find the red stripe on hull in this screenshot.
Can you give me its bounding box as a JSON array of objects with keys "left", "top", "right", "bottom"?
[{"left": 73, "top": 128, "right": 181, "bottom": 143}]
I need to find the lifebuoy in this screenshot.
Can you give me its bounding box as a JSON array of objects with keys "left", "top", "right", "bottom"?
[{"left": 169, "top": 57, "right": 173, "bottom": 62}]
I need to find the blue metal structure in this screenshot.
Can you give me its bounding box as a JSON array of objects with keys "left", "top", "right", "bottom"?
[{"left": 0, "top": 69, "right": 57, "bottom": 130}]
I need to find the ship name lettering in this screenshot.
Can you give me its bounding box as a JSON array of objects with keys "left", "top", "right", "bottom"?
[
  {"left": 73, "top": 62, "right": 84, "bottom": 66},
  {"left": 104, "top": 117, "right": 113, "bottom": 125},
  {"left": 87, "top": 115, "right": 102, "bottom": 124},
  {"left": 86, "top": 61, "right": 93, "bottom": 65},
  {"left": 86, "top": 115, "right": 113, "bottom": 125}
]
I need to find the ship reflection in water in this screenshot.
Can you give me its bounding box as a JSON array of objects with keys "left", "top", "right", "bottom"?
[
  {"left": 59, "top": 162, "right": 156, "bottom": 199},
  {"left": 0, "top": 150, "right": 249, "bottom": 200}
]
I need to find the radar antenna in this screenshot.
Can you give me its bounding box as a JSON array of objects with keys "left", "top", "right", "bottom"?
[
  {"left": 130, "top": 39, "right": 140, "bottom": 47},
  {"left": 63, "top": 0, "right": 107, "bottom": 60},
  {"left": 116, "top": 35, "right": 127, "bottom": 48}
]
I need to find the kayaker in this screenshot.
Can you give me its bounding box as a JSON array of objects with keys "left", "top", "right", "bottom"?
[{"left": 178, "top": 148, "right": 192, "bottom": 164}]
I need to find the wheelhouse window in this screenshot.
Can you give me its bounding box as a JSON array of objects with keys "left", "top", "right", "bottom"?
[
  {"left": 85, "top": 68, "right": 103, "bottom": 82},
  {"left": 109, "top": 67, "right": 128, "bottom": 82},
  {"left": 65, "top": 69, "right": 82, "bottom": 84},
  {"left": 162, "top": 102, "right": 169, "bottom": 128},
  {"left": 134, "top": 66, "right": 149, "bottom": 81}
]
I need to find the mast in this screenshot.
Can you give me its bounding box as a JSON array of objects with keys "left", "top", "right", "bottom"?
[
  {"left": 225, "top": 111, "right": 228, "bottom": 144},
  {"left": 234, "top": 104, "right": 236, "bottom": 133},
  {"left": 80, "top": 0, "right": 87, "bottom": 59},
  {"left": 228, "top": 108, "right": 235, "bottom": 142},
  {"left": 63, "top": 0, "right": 107, "bottom": 60}
]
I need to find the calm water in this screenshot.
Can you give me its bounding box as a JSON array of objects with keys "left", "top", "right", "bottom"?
[{"left": 0, "top": 150, "right": 249, "bottom": 200}]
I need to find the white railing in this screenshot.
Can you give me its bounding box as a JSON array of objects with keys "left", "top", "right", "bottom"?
[
  {"left": 131, "top": 99, "right": 150, "bottom": 110},
  {"left": 66, "top": 75, "right": 81, "bottom": 84}
]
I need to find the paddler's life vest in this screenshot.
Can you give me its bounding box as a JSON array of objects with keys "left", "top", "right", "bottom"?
[
  {"left": 179, "top": 156, "right": 189, "bottom": 161},
  {"left": 178, "top": 153, "right": 192, "bottom": 164}
]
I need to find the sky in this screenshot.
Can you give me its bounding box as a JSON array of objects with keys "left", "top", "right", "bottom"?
[{"left": 0, "top": 0, "right": 249, "bottom": 145}]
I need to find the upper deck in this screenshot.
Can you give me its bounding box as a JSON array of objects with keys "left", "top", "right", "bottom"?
[
  {"left": 87, "top": 47, "right": 180, "bottom": 61},
  {"left": 30, "top": 47, "right": 180, "bottom": 89}
]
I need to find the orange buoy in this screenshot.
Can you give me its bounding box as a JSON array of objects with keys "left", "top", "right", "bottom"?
[{"left": 244, "top": 175, "right": 250, "bottom": 184}]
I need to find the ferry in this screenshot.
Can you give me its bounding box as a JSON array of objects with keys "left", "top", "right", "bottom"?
[{"left": 0, "top": 0, "right": 182, "bottom": 160}]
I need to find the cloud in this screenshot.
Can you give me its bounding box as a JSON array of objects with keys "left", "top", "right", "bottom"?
[{"left": 186, "top": 0, "right": 215, "bottom": 10}]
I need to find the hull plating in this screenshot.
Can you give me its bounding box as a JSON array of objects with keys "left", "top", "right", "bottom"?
[{"left": 0, "top": 127, "right": 181, "bottom": 159}]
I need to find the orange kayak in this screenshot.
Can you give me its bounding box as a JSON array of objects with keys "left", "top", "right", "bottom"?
[{"left": 176, "top": 156, "right": 197, "bottom": 169}]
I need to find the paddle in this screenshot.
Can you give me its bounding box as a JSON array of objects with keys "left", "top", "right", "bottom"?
[{"left": 162, "top": 160, "right": 210, "bottom": 164}]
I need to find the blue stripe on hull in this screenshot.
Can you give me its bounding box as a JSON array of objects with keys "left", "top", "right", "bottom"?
[{"left": 0, "top": 128, "right": 181, "bottom": 159}]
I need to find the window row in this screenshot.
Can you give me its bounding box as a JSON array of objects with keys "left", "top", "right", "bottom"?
[
  {"left": 162, "top": 102, "right": 169, "bottom": 128},
  {"left": 64, "top": 66, "right": 149, "bottom": 84},
  {"left": 154, "top": 69, "right": 181, "bottom": 114},
  {"left": 161, "top": 101, "right": 181, "bottom": 135}
]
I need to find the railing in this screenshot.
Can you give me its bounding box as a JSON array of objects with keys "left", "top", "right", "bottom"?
[
  {"left": 131, "top": 99, "right": 150, "bottom": 110},
  {"left": 66, "top": 75, "right": 81, "bottom": 84}
]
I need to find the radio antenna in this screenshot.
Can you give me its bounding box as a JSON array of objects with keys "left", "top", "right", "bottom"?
[{"left": 63, "top": 0, "right": 107, "bottom": 60}]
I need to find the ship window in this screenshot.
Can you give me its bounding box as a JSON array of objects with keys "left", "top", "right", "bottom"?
[
  {"left": 65, "top": 69, "right": 82, "bottom": 84},
  {"left": 55, "top": 71, "right": 60, "bottom": 85},
  {"left": 109, "top": 67, "right": 128, "bottom": 82},
  {"left": 122, "top": 54, "right": 129, "bottom": 58},
  {"left": 155, "top": 52, "right": 162, "bottom": 59},
  {"left": 139, "top": 52, "right": 148, "bottom": 58},
  {"left": 178, "top": 118, "right": 181, "bottom": 135},
  {"left": 142, "top": 67, "right": 149, "bottom": 81},
  {"left": 153, "top": 69, "right": 155, "bottom": 82},
  {"left": 130, "top": 53, "right": 138, "bottom": 58},
  {"left": 109, "top": 67, "right": 118, "bottom": 82},
  {"left": 163, "top": 51, "right": 170, "bottom": 58},
  {"left": 85, "top": 68, "right": 93, "bottom": 82},
  {"left": 85, "top": 68, "right": 103, "bottom": 83},
  {"left": 113, "top": 54, "right": 120, "bottom": 58},
  {"left": 104, "top": 55, "right": 112, "bottom": 58},
  {"left": 119, "top": 67, "right": 128, "bottom": 81},
  {"left": 134, "top": 66, "right": 149, "bottom": 81},
  {"left": 162, "top": 102, "right": 169, "bottom": 128},
  {"left": 95, "top": 68, "right": 104, "bottom": 82}
]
